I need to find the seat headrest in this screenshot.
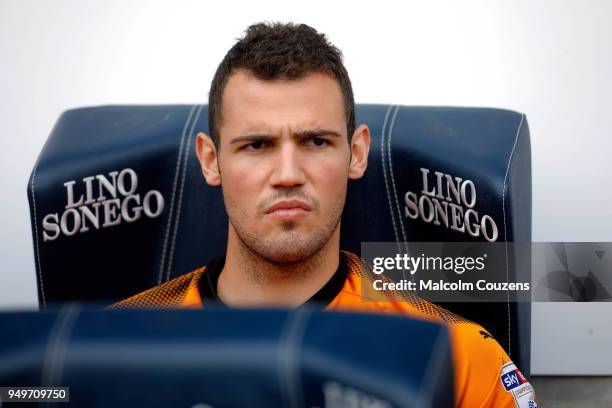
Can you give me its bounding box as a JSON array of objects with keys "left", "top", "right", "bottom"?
[{"left": 28, "top": 104, "right": 530, "bottom": 301}]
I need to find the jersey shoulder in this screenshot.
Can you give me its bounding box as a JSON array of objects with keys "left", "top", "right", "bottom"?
[
  {"left": 109, "top": 266, "right": 205, "bottom": 309},
  {"left": 340, "top": 251, "right": 537, "bottom": 407}
]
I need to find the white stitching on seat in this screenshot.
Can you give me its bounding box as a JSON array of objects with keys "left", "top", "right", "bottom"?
[
  {"left": 502, "top": 113, "right": 525, "bottom": 357},
  {"left": 381, "top": 105, "right": 401, "bottom": 246},
  {"left": 387, "top": 105, "right": 408, "bottom": 244},
  {"left": 158, "top": 105, "right": 197, "bottom": 285},
  {"left": 165, "top": 104, "right": 204, "bottom": 282},
  {"left": 31, "top": 126, "right": 54, "bottom": 308},
  {"left": 385, "top": 105, "right": 411, "bottom": 281}
]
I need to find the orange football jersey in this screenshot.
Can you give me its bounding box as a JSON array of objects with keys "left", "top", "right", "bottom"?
[{"left": 112, "top": 251, "right": 537, "bottom": 407}]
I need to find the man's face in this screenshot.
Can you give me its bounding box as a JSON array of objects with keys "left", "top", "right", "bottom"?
[{"left": 212, "top": 70, "right": 351, "bottom": 263}]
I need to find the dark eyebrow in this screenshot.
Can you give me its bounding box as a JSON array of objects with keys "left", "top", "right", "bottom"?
[
  {"left": 295, "top": 129, "right": 342, "bottom": 138},
  {"left": 230, "top": 129, "right": 342, "bottom": 145},
  {"left": 229, "top": 134, "right": 274, "bottom": 145}
]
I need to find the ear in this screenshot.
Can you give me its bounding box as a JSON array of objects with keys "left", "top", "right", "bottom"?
[
  {"left": 348, "top": 124, "right": 371, "bottom": 179},
  {"left": 195, "top": 132, "right": 221, "bottom": 186}
]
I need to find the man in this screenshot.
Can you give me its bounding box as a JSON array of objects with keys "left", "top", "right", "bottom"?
[{"left": 113, "top": 22, "right": 537, "bottom": 407}]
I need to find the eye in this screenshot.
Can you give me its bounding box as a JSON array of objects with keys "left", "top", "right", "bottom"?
[
  {"left": 305, "top": 137, "right": 329, "bottom": 147},
  {"left": 244, "top": 140, "right": 268, "bottom": 151}
]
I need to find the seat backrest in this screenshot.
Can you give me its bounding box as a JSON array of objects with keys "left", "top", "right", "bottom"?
[{"left": 28, "top": 104, "right": 531, "bottom": 373}]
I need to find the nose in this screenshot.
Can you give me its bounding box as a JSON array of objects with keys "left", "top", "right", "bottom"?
[{"left": 270, "top": 141, "right": 306, "bottom": 188}]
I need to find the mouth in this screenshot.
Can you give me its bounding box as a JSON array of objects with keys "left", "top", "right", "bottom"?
[{"left": 265, "top": 200, "right": 311, "bottom": 221}]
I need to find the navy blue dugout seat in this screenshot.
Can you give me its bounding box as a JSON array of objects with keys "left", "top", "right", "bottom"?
[
  {"left": 0, "top": 307, "right": 454, "bottom": 407},
  {"left": 27, "top": 104, "right": 532, "bottom": 373}
]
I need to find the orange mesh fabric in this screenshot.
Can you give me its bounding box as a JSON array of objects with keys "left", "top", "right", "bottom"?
[
  {"left": 109, "top": 266, "right": 205, "bottom": 309},
  {"left": 110, "top": 251, "right": 536, "bottom": 407},
  {"left": 342, "top": 251, "right": 473, "bottom": 325},
  {"left": 334, "top": 251, "right": 535, "bottom": 408}
]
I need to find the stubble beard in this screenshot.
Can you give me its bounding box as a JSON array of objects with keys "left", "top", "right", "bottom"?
[{"left": 226, "top": 190, "right": 345, "bottom": 265}]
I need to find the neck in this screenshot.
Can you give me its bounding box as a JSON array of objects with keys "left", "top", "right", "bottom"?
[{"left": 217, "top": 226, "right": 341, "bottom": 307}]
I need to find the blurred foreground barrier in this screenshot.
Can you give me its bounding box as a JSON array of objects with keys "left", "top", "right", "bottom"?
[{"left": 0, "top": 307, "right": 453, "bottom": 408}]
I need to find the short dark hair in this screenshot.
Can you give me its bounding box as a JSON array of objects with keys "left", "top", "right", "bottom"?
[{"left": 208, "top": 22, "right": 355, "bottom": 149}]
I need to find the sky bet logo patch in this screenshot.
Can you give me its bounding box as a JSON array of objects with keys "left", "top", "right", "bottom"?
[{"left": 501, "top": 364, "right": 528, "bottom": 392}]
